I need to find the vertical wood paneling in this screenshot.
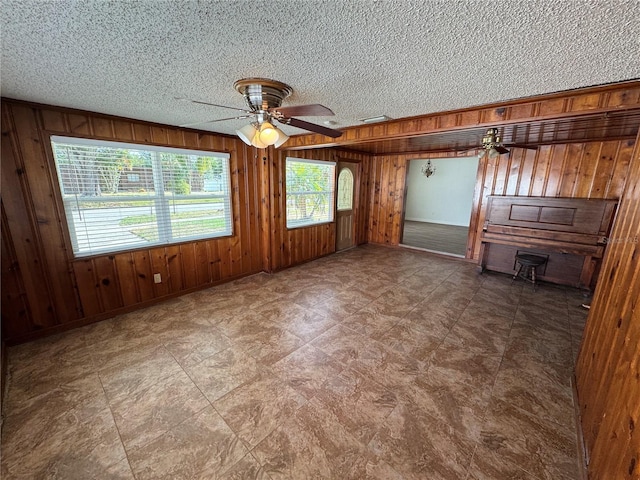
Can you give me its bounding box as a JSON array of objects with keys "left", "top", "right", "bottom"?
[
  {"left": 208, "top": 240, "right": 222, "bottom": 283},
  {"left": 132, "top": 250, "right": 155, "bottom": 302},
  {"left": 72, "top": 260, "right": 101, "bottom": 317},
  {"left": 150, "top": 247, "right": 170, "bottom": 297},
  {"left": 576, "top": 129, "right": 640, "bottom": 480},
  {"left": 1, "top": 206, "right": 33, "bottom": 336},
  {"left": 1, "top": 108, "right": 58, "bottom": 329},
  {"left": 93, "top": 256, "right": 123, "bottom": 312},
  {"left": 366, "top": 140, "right": 635, "bottom": 261},
  {"left": 166, "top": 245, "right": 183, "bottom": 292},
  {"left": 530, "top": 145, "right": 551, "bottom": 196},
  {"left": 194, "top": 241, "right": 211, "bottom": 285},
  {"left": 518, "top": 149, "right": 537, "bottom": 196},
  {"left": 179, "top": 243, "right": 198, "bottom": 290},
  {"left": 544, "top": 145, "right": 566, "bottom": 196},
  {"left": 268, "top": 148, "right": 370, "bottom": 271},
  {"left": 10, "top": 105, "right": 79, "bottom": 323},
  {"left": 114, "top": 253, "right": 140, "bottom": 306},
  {"left": 1, "top": 99, "right": 266, "bottom": 342}
]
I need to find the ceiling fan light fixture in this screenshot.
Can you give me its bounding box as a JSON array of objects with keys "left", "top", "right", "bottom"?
[
  {"left": 258, "top": 121, "right": 280, "bottom": 145},
  {"left": 236, "top": 123, "right": 258, "bottom": 146},
  {"left": 251, "top": 131, "right": 268, "bottom": 149},
  {"left": 274, "top": 129, "right": 289, "bottom": 148},
  {"left": 192, "top": 78, "right": 341, "bottom": 147},
  {"left": 482, "top": 128, "right": 509, "bottom": 157}
]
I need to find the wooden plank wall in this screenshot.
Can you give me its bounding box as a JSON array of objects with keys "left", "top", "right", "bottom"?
[
  {"left": 575, "top": 130, "right": 640, "bottom": 480},
  {"left": 268, "top": 148, "right": 371, "bottom": 271},
  {"left": 1, "top": 100, "right": 265, "bottom": 342},
  {"left": 365, "top": 141, "right": 636, "bottom": 258}
]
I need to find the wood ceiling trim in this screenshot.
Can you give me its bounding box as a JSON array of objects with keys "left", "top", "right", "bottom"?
[{"left": 285, "top": 81, "right": 640, "bottom": 151}]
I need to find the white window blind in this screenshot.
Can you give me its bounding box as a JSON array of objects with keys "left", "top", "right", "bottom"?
[
  {"left": 285, "top": 158, "right": 336, "bottom": 228},
  {"left": 50, "top": 136, "right": 232, "bottom": 257}
]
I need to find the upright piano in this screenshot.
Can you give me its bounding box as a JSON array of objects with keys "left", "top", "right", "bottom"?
[{"left": 478, "top": 196, "right": 618, "bottom": 290}]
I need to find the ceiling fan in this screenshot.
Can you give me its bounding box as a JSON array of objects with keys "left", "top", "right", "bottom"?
[
  {"left": 448, "top": 127, "right": 538, "bottom": 158},
  {"left": 178, "top": 78, "right": 342, "bottom": 148},
  {"left": 481, "top": 128, "right": 510, "bottom": 158}
]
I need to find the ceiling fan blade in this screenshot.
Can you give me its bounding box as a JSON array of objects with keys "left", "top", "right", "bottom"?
[
  {"left": 280, "top": 117, "right": 343, "bottom": 138},
  {"left": 506, "top": 143, "right": 539, "bottom": 150},
  {"left": 179, "top": 115, "right": 254, "bottom": 128},
  {"left": 495, "top": 145, "right": 510, "bottom": 154},
  {"left": 450, "top": 145, "right": 481, "bottom": 152},
  {"left": 175, "top": 97, "right": 252, "bottom": 114},
  {"left": 269, "top": 104, "right": 335, "bottom": 117}
]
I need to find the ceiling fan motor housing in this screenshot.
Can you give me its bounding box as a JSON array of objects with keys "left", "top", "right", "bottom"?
[{"left": 234, "top": 78, "right": 293, "bottom": 113}]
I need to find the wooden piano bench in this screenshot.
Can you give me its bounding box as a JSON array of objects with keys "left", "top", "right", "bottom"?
[{"left": 512, "top": 253, "right": 548, "bottom": 291}]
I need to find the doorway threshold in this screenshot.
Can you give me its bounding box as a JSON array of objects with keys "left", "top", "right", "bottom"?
[{"left": 399, "top": 243, "right": 465, "bottom": 259}]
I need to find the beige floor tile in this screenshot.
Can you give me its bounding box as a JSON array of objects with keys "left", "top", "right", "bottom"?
[
  {"left": 349, "top": 338, "right": 426, "bottom": 389},
  {"left": 341, "top": 306, "right": 402, "bottom": 339},
  {"left": 368, "top": 399, "right": 476, "bottom": 480},
  {"left": 397, "top": 369, "right": 492, "bottom": 442},
  {"left": 480, "top": 398, "right": 579, "bottom": 480},
  {"left": 1, "top": 384, "right": 127, "bottom": 479},
  {"left": 376, "top": 320, "right": 445, "bottom": 361},
  {"left": 127, "top": 406, "right": 247, "bottom": 479},
  {"left": 214, "top": 371, "right": 307, "bottom": 448},
  {"left": 428, "top": 337, "right": 503, "bottom": 392},
  {"left": 4, "top": 245, "right": 583, "bottom": 480},
  {"left": 184, "top": 346, "right": 261, "bottom": 402},
  {"left": 272, "top": 343, "right": 344, "bottom": 399},
  {"left": 99, "top": 345, "right": 183, "bottom": 403},
  {"left": 109, "top": 369, "right": 209, "bottom": 451},
  {"left": 491, "top": 361, "right": 575, "bottom": 432},
  {"left": 252, "top": 398, "right": 370, "bottom": 479},
  {"left": 467, "top": 444, "right": 539, "bottom": 480},
  {"left": 163, "top": 324, "right": 232, "bottom": 367},
  {"left": 218, "top": 453, "right": 272, "bottom": 480},
  {"left": 314, "top": 367, "right": 398, "bottom": 444},
  {"left": 5, "top": 341, "right": 95, "bottom": 411}
]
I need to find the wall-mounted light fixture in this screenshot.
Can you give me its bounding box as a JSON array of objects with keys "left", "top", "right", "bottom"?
[{"left": 421, "top": 160, "right": 436, "bottom": 177}]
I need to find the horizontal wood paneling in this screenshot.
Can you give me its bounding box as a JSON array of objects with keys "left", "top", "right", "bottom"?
[
  {"left": 365, "top": 142, "right": 635, "bottom": 261},
  {"left": 1, "top": 100, "right": 265, "bottom": 342},
  {"left": 575, "top": 129, "right": 640, "bottom": 480},
  {"left": 287, "top": 81, "right": 640, "bottom": 150}
]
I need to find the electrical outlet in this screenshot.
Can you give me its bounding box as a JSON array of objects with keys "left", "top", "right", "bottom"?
[{"left": 153, "top": 273, "right": 162, "bottom": 283}]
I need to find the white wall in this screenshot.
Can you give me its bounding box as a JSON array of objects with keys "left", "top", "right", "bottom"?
[{"left": 405, "top": 157, "right": 478, "bottom": 226}]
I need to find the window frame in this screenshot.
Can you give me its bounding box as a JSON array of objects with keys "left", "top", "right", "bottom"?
[
  {"left": 285, "top": 157, "right": 337, "bottom": 230},
  {"left": 49, "top": 135, "right": 233, "bottom": 258}
]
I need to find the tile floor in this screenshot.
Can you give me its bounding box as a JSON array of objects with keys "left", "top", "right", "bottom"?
[{"left": 1, "top": 245, "right": 588, "bottom": 479}]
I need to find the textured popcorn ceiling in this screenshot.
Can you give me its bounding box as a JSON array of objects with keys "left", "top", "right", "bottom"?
[{"left": 2, "top": 0, "right": 639, "bottom": 137}]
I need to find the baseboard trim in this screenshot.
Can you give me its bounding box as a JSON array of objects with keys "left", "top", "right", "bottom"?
[{"left": 572, "top": 374, "right": 589, "bottom": 480}]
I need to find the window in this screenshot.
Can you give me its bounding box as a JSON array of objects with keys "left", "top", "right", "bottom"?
[
  {"left": 285, "top": 157, "right": 336, "bottom": 228},
  {"left": 337, "top": 167, "right": 354, "bottom": 210},
  {"left": 50, "top": 136, "right": 232, "bottom": 257}
]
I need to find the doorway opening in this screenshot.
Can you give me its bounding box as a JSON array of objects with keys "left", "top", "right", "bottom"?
[{"left": 401, "top": 156, "right": 479, "bottom": 257}]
